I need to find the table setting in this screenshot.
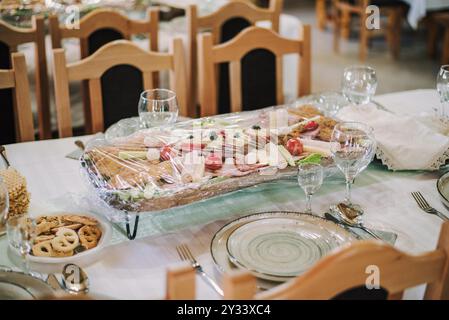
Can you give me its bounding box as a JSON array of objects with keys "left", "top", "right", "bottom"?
[{"left": 2, "top": 60, "right": 449, "bottom": 300}]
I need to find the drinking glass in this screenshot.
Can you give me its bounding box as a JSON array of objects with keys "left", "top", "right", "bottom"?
[
  {"left": 330, "top": 122, "right": 376, "bottom": 210},
  {"left": 317, "top": 92, "right": 348, "bottom": 117},
  {"left": 437, "top": 65, "right": 449, "bottom": 119},
  {"left": 0, "top": 178, "right": 8, "bottom": 229},
  {"left": 138, "top": 89, "right": 179, "bottom": 129},
  {"left": 297, "top": 163, "right": 324, "bottom": 214},
  {"left": 6, "top": 215, "right": 35, "bottom": 274},
  {"left": 342, "top": 66, "right": 377, "bottom": 106}
]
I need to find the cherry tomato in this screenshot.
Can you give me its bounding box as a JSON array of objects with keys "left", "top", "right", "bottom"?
[
  {"left": 303, "top": 121, "right": 319, "bottom": 132},
  {"left": 286, "top": 138, "right": 303, "bottom": 156}
]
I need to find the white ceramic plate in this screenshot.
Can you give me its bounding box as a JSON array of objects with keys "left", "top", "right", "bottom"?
[
  {"left": 8, "top": 212, "right": 111, "bottom": 274},
  {"left": 211, "top": 211, "right": 357, "bottom": 284},
  {"left": 437, "top": 171, "right": 449, "bottom": 208}
]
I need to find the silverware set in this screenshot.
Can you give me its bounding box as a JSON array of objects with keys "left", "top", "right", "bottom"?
[
  {"left": 176, "top": 243, "right": 223, "bottom": 296},
  {"left": 411, "top": 191, "right": 449, "bottom": 221}
]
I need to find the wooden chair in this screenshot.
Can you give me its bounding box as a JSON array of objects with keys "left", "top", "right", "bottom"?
[
  {"left": 0, "top": 15, "right": 50, "bottom": 140},
  {"left": 316, "top": 0, "right": 333, "bottom": 30},
  {"left": 198, "top": 25, "right": 311, "bottom": 117},
  {"left": 186, "top": 0, "right": 283, "bottom": 117},
  {"left": 333, "top": 0, "right": 407, "bottom": 61},
  {"left": 0, "top": 53, "right": 34, "bottom": 143},
  {"left": 223, "top": 222, "right": 449, "bottom": 300},
  {"left": 427, "top": 12, "right": 449, "bottom": 65},
  {"left": 166, "top": 262, "right": 196, "bottom": 300},
  {"left": 49, "top": 8, "right": 159, "bottom": 133},
  {"left": 52, "top": 39, "right": 187, "bottom": 138}
]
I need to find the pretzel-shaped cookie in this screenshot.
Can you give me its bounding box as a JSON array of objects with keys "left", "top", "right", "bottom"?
[
  {"left": 51, "top": 228, "right": 79, "bottom": 252},
  {"left": 78, "top": 225, "right": 102, "bottom": 249},
  {"left": 32, "top": 240, "right": 53, "bottom": 257}
]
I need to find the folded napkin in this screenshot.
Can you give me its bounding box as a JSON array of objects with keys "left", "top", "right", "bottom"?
[{"left": 337, "top": 104, "right": 449, "bottom": 171}]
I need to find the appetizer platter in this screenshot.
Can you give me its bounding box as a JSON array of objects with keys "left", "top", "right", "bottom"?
[{"left": 81, "top": 105, "right": 339, "bottom": 213}]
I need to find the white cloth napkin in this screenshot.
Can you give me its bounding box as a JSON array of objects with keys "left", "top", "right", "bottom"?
[{"left": 337, "top": 104, "right": 449, "bottom": 171}]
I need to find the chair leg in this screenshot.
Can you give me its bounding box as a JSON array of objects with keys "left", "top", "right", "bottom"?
[
  {"left": 359, "top": 14, "right": 369, "bottom": 61},
  {"left": 341, "top": 9, "right": 351, "bottom": 39},
  {"left": 387, "top": 8, "right": 402, "bottom": 60},
  {"left": 316, "top": 0, "right": 327, "bottom": 30},
  {"left": 443, "top": 28, "right": 449, "bottom": 64},
  {"left": 427, "top": 21, "right": 438, "bottom": 58},
  {"left": 333, "top": 9, "right": 341, "bottom": 53}
]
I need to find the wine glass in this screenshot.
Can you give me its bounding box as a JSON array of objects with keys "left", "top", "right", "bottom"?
[
  {"left": 437, "top": 65, "right": 449, "bottom": 119},
  {"left": 342, "top": 66, "right": 377, "bottom": 106},
  {"left": 6, "top": 215, "right": 35, "bottom": 274},
  {"left": 330, "top": 122, "right": 376, "bottom": 211},
  {"left": 297, "top": 163, "right": 324, "bottom": 214},
  {"left": 0, "top": 178, "right": 8, "bottom": 231},
  {"left": 138, "top": 89, "right": 179, "bottom": 129}
]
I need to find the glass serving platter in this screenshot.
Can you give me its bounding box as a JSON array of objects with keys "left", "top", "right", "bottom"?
[{"left": 81, "top": 104, "right": 340, "bottom": 220}]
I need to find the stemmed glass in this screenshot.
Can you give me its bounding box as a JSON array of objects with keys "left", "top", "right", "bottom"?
[
  {"left": 297, "top": 163, "right": 324, "bottom": 214},
  {"left": 437, "top": 65, "right": 449, "bottom": 119},
  {"left": 138, "top": 89, "right": 179, "bottom": 129},
  {"left": 342, "top": 66, "right": 378, "bottom": 106},
  {"left": 330, "top": 122, "right": 376, "bottom": 211},
  {"left": 6, "top": 215, "right": 35, "bottom": 274}
]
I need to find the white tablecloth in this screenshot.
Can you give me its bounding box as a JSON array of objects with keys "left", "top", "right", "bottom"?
[
  {"left": 403, "top": 0, "right": 449, "bottom": 29},
  {"left": 1, "top": 89, "right": 447, "bottom": 300}
]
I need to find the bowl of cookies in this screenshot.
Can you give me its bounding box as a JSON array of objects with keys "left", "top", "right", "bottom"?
[{"left": 8, "top": 212, "right": 111, "bottom": 273}]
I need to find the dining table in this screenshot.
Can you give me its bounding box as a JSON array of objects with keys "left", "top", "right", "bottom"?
[{"left": 0, "top": 88, "right": 447, "bottom": 300}]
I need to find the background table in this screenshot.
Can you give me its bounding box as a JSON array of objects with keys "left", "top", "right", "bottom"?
[
  {"left": 1, "top": 89, "right": 447, "bottom": 299},
  {"left": 403, "top": 0, "right": 449, "bottom": 29}
]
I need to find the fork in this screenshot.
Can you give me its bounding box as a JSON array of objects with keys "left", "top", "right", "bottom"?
[
  {"left": 411, "top": 191, "right": 449, "bottom": 221},
  {"left": 176, "top": 244, "right": 223, "bottom": 296}
]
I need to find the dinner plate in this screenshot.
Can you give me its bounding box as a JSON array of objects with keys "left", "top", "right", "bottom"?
[
  {"left": 0, "top": 267, "right": 57, "bottom": 299},
  {"left": 211, "top": 211, "right": 357, "bottom": 284},
  {"left": 8, "top": 212, "right": 112, "bottom": 274},
  {"left": 437, "top": 171, "right": 449, "bottom": 208}
]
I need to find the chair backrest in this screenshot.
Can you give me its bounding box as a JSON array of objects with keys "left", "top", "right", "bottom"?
[
  {"left": 198, "top": 25, "right": 311, "bottom": 117},
  {"left": 53, "top": 39, "right": 187, "bottom": 138},
  {"left": 223, "top": 222, "right": 449, "bottom": 300},
  {"left": 49, "top": 8, "right": 160, "bottom": 134},
  {"left": 0, "top": 16, "right": 50, "bottom": 140},
  {"left": 166, "top": 262, "right": 196, "bottom": 300},
  {"left": 0, "top": 52, "right": 34, "bottom": 143},
  {"left": 186, "top": 0, "right": 283, "bottom": 116},
  {"left": 49, "top": 8, "right": 159, "bottom": 56}
]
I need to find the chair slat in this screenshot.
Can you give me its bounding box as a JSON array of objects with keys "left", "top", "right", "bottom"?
[{"left": 229, "top": 60, "right": 242, "bottom": 113}]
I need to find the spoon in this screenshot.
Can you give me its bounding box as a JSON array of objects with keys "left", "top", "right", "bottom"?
[
  {"left": 331, "top": 203, "right": 382, "bottom": 240},
  {"left": 74, "top": 140, "right": 86, "bottom": 151},
  {"left": 61, "top": 264, "right": 90, "bottom": 295}
]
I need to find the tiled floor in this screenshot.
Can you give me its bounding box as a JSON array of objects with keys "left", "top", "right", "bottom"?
[{"left": 285, "top": 0, "right": 440, "bottom": 94}]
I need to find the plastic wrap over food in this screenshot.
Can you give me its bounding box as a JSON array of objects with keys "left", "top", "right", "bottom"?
[{"left": 80, "top": 105, "right": 339, "bottom": 213}]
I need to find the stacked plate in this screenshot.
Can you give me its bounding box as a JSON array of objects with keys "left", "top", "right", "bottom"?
[{"left": 211, "top": 211, "right": 357, "bottom": 287}]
